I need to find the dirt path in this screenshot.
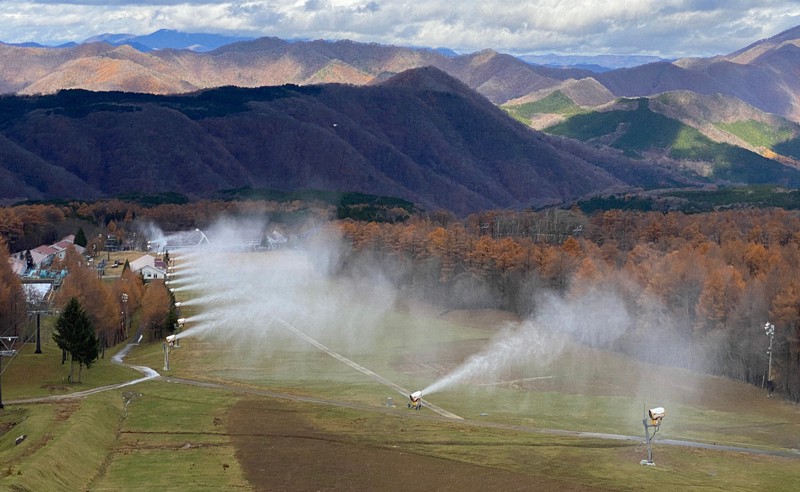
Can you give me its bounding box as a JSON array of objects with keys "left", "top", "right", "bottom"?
[{"left": 226, "top": 397, "right": 599, "bottom": 491}]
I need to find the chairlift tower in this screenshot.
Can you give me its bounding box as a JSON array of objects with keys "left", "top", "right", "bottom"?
[
  {"left": 0, "top": 336, "right": 19, "bottom": 409},
  {"left": 28, "top": 310, "right": 51, "bottom": 354}
]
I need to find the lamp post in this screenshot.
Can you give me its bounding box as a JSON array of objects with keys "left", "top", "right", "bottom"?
[
  {"left": 195, "top": 228, "right": 210, "bottom": 245},
  {"left": 121, "top": 293, "right": 128, "bottom": 339},
  {"left": 764, "top": 322, "right": 775, "bottom": 394}
]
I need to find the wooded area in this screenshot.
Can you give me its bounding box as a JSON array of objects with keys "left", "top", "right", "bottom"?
[
  {"left": 1, "top": 200, "right": 799, "bottom": 399},
  {"left": 329, "top": 207, "right": 800, "bottom": 400}
]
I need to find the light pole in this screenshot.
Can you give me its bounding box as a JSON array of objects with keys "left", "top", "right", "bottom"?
[
  {"left": 764, "top": 322, "right": 775, "bottom": 394},
  {"left": 121, "top": 293, "right": 128, "bottom": 340},
  {"left": 195, "top": 228, "right": 210, "bottom": 245}
]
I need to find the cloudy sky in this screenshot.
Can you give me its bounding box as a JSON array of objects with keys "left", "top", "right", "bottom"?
[{"left": 1, "top": 1, "right": 799, "bottom": 57}]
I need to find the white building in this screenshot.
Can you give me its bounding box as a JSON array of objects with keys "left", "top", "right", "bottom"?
[{"left": 129, "top": 254, "right": 167, "bottom": 280}]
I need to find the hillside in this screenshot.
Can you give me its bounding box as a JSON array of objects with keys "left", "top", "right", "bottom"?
[
  {"left": 1, "top": 68, "right": 703, "bottom": 214},
  {"left": 544, "top": 98, "right": 800, "bottom": 187}
]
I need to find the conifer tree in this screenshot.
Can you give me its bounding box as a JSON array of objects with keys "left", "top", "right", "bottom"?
[
  {"left": 53, "top": 297, "right": 99, "bottom": 382},
  {"left": 74, "top": 227, "right": 88, "bottom": 247}
]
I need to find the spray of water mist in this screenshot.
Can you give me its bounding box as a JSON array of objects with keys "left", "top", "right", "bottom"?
[
  {"left": 158, "top": 216, "right": 701, "bottom": 420},
  {"left": 421, "top": 320, "right": 565, "bottom": 396},
  {"left": 420, "top": 288, "right": 633, "bottom": 397},
  {"left": 160, "top": 217, "right": 407, "bottom": 370}
]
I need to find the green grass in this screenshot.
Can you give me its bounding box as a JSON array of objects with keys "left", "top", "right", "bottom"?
[
  {"left": 2, "top": 342, "right": 141, "bottom": 401},
  {"left": 4, "top": 255, "right": 800, "bottom": 489},
  {"left": 1, "top": 393, "right": 121, "bottom": 491},
  {"left": 90, "top": 381, "right": 248, "bottom": 491},
  {"left": 715, "top": 119, "right": 796, "bottom": 149},
  {"left": 502, "top": 91, "right": 583, "bottom": 124}
]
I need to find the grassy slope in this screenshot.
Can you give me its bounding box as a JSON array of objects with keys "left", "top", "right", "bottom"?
[
  {"left": 1, "top": 394, "right": 121, "bottom": 490},
  {"left": 3, "top": 263, "right": 800, "bottom": 489},
  {"left": 502, "top": 90, "right": 583, "bottom": 124},
  {"left": 716, "top": 119, "right": 800, "bottom": 160}
]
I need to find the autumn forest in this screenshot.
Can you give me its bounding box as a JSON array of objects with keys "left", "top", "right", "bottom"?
[{"left": 2, "top": 200, "right": 800, "bottom": 401}]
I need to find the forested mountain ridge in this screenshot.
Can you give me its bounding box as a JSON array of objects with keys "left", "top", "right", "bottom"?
[
  {"left": 4, "top": 25, "right": 800, "bottom": 213},
  {"left": 1, "top": 67, "right": 703, "bottom": 214}
]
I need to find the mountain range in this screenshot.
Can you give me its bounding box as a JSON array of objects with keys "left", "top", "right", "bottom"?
[
  {"left": 1, "top": 26, "right": 800, "bottom": 213},
  {"left": 2, "top": 26, "right": 799, "bottom": 121},
  {"left": 0, "top": 67, "right": 703, "bottom": 214}
]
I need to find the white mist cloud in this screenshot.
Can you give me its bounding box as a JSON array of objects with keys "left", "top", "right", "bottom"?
[
  {"left": 421, "top": 319, "right": 566, "bottom": 396},
  {"left": 1, "top": 1, "right": 798, "bottom": 57},
  {"left": 169, "top": 220, "right": 399, "bottom": 365},
  {"left": 421, "top": 288, "right": 634, "bottom": 397}
]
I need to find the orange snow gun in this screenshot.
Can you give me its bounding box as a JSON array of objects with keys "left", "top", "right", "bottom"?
[{"left": 408, "top": 391, "right": 422, "bottom": 410}]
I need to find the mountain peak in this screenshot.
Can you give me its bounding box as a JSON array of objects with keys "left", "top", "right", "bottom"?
[{"left": 381, "top": 66, "right": 473, "bottom": 95}]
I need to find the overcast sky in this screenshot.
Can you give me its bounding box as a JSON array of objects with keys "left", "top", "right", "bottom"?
[{"left": 1, "top": 1, "right": 799, "bottom": 57}]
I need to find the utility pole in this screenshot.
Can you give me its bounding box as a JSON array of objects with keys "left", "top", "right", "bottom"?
[{"left": 35, "top": 312, "right": 42, "bottom": 354}]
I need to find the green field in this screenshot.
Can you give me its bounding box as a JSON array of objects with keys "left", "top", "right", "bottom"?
[{"left": 3, "top": 250, "right": 800, "bottom": 490}]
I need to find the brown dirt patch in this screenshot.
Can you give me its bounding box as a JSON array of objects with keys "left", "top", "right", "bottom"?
[
  {"left": 53, "top": 401, "right": 80, "bottom": 422},
  {"left": 228, "top": 398, "right": 599, "bottom": 491}
]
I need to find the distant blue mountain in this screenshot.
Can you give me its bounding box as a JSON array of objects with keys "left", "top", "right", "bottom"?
[
  {"left": 5, "top": 41, "right": 78, "bottom": 49},
  {"left": 519, "top": 54, "right": 670, "bottom": 72},
  {"left": 84, "top": 29, "right": 253, "bottom": 52}
]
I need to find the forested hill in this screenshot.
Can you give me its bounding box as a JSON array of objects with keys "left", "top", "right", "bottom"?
[{"left": 0, "top": 67, "right": 698, "bottom": 215}]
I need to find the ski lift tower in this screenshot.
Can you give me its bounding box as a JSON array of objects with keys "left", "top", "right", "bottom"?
[
  {"left": 640, "top": 406, "right": 665, "bottom": 466},
  {"left": 0, "top": 336, "right": 19, "bottom": 409}
]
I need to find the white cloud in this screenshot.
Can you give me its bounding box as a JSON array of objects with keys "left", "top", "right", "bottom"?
[{"left": 0, "top": 0, "right": 798, "bottom": 57}]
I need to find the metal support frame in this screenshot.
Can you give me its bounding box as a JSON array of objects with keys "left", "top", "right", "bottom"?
[{"left": 0, "top": 337, "right": 19, "bottom": 409}]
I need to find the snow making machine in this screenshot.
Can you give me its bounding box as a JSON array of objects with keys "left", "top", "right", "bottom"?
[{"left": 408, "top": 391, "right": 422, "bottom": 410}]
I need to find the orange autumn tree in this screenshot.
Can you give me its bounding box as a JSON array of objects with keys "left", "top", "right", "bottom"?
[
  {"left": 139, "top": 280, "right": 173, "bottom": 341},
  {"left": 695, "top": 264, "right": 746, "bottom": 332},
  {"left": 110, "top": 265, "right": 145, "bottom": 343},
  {"left": 55, "top": 247, "right": 120, "bottom": 349},
  {"left": 0, "top": 238, "right": 27, "bottom": 337}
]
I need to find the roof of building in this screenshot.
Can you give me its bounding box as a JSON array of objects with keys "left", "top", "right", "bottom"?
[{"left": 129, "top": 254, "right": 157, "bottom": 272}]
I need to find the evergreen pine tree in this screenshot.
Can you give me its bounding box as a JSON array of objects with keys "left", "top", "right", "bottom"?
[
  {"left": 53, "top": 297, "right": 98, "bottom": 382},
  {"left": 74, "top": 227, "right": 88, "bottom": 247}
]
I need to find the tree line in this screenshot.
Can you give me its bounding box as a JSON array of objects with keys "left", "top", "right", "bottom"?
[
  {"left": 327, "top": 207, "right": 800, "bottom": 400},
  {"left": 2, "top": 200, "right": 800, "bottom": 399}
]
